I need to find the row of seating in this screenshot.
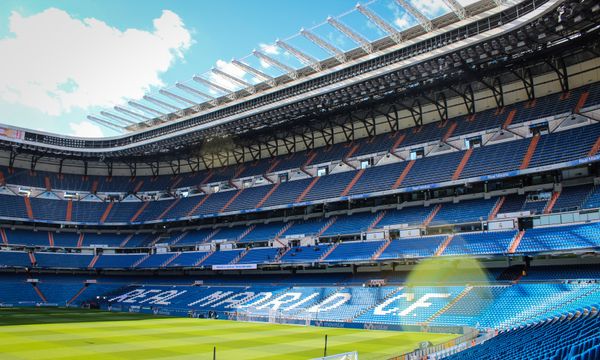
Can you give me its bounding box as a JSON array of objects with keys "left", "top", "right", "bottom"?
[
  {"left": 444, "top": 308, "right": 600, "bottom": 360},
  {"left": 97, "top": 282, "right": 600, "bottom": 332},
  {"left": 4, "top": 120, "right": 599, "bottom": 225},
  {"left": 6, "top": 182, "right": 600, "bottom": 249},
  {"left": 2, "top": 221, "right": 599, "bottom": 269}
]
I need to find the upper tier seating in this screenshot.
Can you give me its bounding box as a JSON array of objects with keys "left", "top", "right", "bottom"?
[
  {"left": 378, "top": 236, "right": 446, "bottom": 259},
  {"left": 0, "top": 84, "right": 598, "bottom": 200},
  {"left": 0, "top": 251, "right": 31, "bottom": 268},
  {"left": 529, "top": 122, "right": 600, "bottom": 168},
  {"left": 3, "top": 120, "right": 600, "bottom": 225},
  {"left": 237, "top": 247, "right": 279, "bottom": 264},
  {"left": 442, "top": 231, "right": 517, "bottom": 256},
  {"left": 347, "top": 161, "right": 410, "bottom": 196},
  {"left": 6, "top": 229, "right": 49, "bottom": 246},
  {"left": 459, "top": 139, "right": 530, "bottom": 180},
  {"left": 280, "top": 218, "right": 328, "bottom": 238},
  {"left": 280, "top": 244, "right": 331, "bottom": 263},
  {"left": 583, "top": 185, "right": 600, "bottom": 209},
  {"left": 1, "top": 220, "right": 596, "bottom": 270},
  {"left": 552, "top": 184, "right": 593, "bottom": 212},
  {"left": 92, "top": 254, "right": 145, "bottom": 269},
  {"left": 516, "top": 222, "right": 600, "bottom": 253},
  {"left": 81, "top": 233, "right": 127, "bottom": 247},
  {"left": 172, "top": 229, "right": 216, "bottom": 247},
  {"left": 199, "top": 250, "right": 243, "bottom": 266},
  {"left": 321, "top": 212, "right": 377, "bottom": 237},
  {"left": 241, "top": 223, "right": 286, "bottom": 243},
  {"left": 166, "top": 251, "right": 209, "bottom": 267},
  {"left": 376, "top": 206, "right": 433, "bottom": 228},
  {"left": 35, "top": 253, "right": 93, "bottom": 268},
  {"left": 430, "top": 198, "right": 497, "bottom": 225},
  {"left": 499, "top": 194, "right": 548, "bottom": 215},
  {"left": 323, "top": 240, "right": 383, "bottom": 262}
]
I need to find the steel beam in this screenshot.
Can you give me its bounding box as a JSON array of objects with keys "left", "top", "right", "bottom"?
[
  {"left": 355, "top": 4, "right": 402, "bottom": 43},
  {"left": 193, "top": 75, "right": 237, "bottom": 100},
  {"left": 275, "top": 39, "right": 321, "bottom": 71},
  {"left": 128, "top": 101, "right": 165, "bottom": 116},
  {"left": 175, "top": 82, "right": 215, "bottom": 101},
  {"left": 395, "top": 0, "right": 433, "bottom": 32},
  {"left": 114, "top": 106, "right": 151, "bottom": 121},
  {"left": 143, "top": 95, "right": 181, "bottom": 111},
  {"left": 300, "top": 28, "right": 346, "bottom": 63},
  {"left": 327, "top": 16, "right": 373, "bottom": 53},
  {"left": 252, "top": 50, "right": 298, "bottom": 79},
  {"left": 159, "top": 89, "right": 198, "bottom": 106},
  {"left": 86, "top": 116, "right": 126, "bottom": 132},
  {"left": 211, "top": 67, "right": 255, "bottom": 93},
  {"left": 231, "top": 59, "right": 276, "bottom": 87},
  {"left": 441, "top": 0, "right": 467, "bottom": 19},
  {"left": 99, "top": 111, "right": 137, "bottom": 125}
]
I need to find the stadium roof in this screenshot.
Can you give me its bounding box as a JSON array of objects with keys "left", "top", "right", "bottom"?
[{"left": 85, "top": 0, "right": 505, "bottom": 134}]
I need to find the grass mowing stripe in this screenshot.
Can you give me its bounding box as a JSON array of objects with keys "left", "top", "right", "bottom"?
[{"left": 0, "top": 308, "right": 458, "bottom": 360}]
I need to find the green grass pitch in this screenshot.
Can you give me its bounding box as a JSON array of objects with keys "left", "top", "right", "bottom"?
[{"left": 0, "top": 308, "right": 457, "bottom": 360}]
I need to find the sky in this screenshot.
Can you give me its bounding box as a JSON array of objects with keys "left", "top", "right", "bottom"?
[{"left": 0, "top": 0, "right": 458, "bottom": 138}]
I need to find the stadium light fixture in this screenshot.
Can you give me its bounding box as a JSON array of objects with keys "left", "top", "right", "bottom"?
[
  {"left": 99, "top": 111, "right": 137, "bottom": 125},
  {"left": 128, "top": 101, "right": 165, "bottom": 116},
  {"left": 211, "top": 68, "right": 255, "bottom": 93},
  {"left": 114, "top": 106, "right": 151, "bottom": 121},
  {"left": 441, "top": 0, "right": 467, "bottom": 20},
  {"left": 193, "top": 75, "right": 237, "bottom": 100},
  {"left": 231, "top": 59, "right": 276, "bottom": 87},
  {"left": 275, "top": 39, "right": 322, "bottom": 71},
  {"left": 300, "top": 28, "right": 347, "bottom": 63},
  {"left": 143, "top": 95, "right": 181, "bottom": 111},
  {"left": 159, "top": 89, "right": 198, "bottom": 106},
  {"left": 252, "top": 50, "right": 298, "bottom": 79},
  {"left": 394, "top": 0, "right": 433, "bottom": 32},
  {"left": 355, "top": 4, "right": 403, "bottom": 43},
  {"left": 326, "top": 16, "right": 373, "bottom": 53}
]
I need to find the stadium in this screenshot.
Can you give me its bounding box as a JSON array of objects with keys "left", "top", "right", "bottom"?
[{"left": 0, "top": 0, "right": 599, "bottom": 358}]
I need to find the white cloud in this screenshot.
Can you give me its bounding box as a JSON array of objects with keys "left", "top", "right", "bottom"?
[
  {"left": 216, "top": 60, "right": 247, "bottom": 79},
  {"left": 411, "top": 0, "right": 451, "bottom": 19},
  {"left": 394, "top": 13, "right": 412, "bottom": 29},
  {"left": 0, "top": 8, "right": 192, "bottom": 116},
  {"left": 387, "top": 1, "right": 415, "bottom": 30},
  {"left": 259, "top": 58, "right": 272, "bottom": 69},
  {"left": 259, "top": 43, "right": 280, "bottom": 55},
  {"left": 69, "top": 120, "right": 104, "bottom": 137}
]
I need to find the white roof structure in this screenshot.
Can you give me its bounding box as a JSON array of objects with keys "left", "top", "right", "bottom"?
[{"left": 85, "top": 0, "right": 494, "bottom": 133}]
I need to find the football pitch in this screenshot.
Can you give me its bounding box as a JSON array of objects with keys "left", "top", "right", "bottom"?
[{"left": 0, "top": 308, "right": 457, "bottom": 360}]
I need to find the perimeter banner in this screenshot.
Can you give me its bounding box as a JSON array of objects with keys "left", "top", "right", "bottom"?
[
  {"left": 212, "top": 264, "right": 257, "bottom": 270},
  {"left": 0, "top": 127, "right": 24, "bottom": 140}
]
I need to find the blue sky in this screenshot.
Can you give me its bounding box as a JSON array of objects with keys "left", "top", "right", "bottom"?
[{"left": 0, "top": 0, "right": 455, "bottom": 137}]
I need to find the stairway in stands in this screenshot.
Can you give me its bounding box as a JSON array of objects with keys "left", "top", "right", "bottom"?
[
  {"left": 371, "top": 239, "right": 392, "bottom": 261},
  {"left": 488, "top": 196, "right": 506, "bottom": 220},
  {"left": 161, "top": 253, "right": 181, "bottom": 267},
  {"left": 318, "top": 242, "right": 340, "bottom": 261},
  {"left": 67, "top": 285, "right": 89, "bottom": 305},
  {"left": 508, "top": 230, "right": 525, "bottom": 254},
  {"left": 230, "top": 248, "right": 250, "bottom": 264},
  {"left": 434, "top": 235, "right": 454, "bottom": 256},
  {"left": 425, "top": 286, "right": 474, "bottom": 324}
]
